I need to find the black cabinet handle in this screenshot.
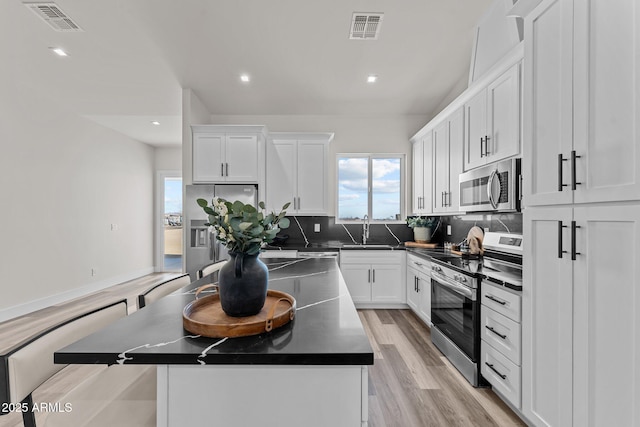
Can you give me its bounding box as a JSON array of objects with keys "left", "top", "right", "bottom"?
[
  {"left": 484, "top": 136, "right": 490, "bottom": 156},
  {"left": 221, "top": 163, "right": 224, "bottom": 176},
  {"left": 368, "top": 270, "right": 371, "bottom": 283},
  {"left": 558, "top": 221, "right": 568, "bottom": 258},
  {"left": 486, "top": 295, "right": 507, "bottom": 305},
  {"left": 571, "top": 221, "right": 581, "bottom": 260},
  {"left": 486, "top": 326, "right": 507, "bottom": 340},
  {"left": 372, "top": 269, "right": 376, "bottom": 283},
  {"left": 485, "top": 362, "right": 507, "bottom": 380},
  {"left": 480, "top": 137, "right": 485, "bottom": 157},
  {"left": 558, "top": 154, "right": 568, "bottom": 191},
  {"left": 571, "top": 150, "right": 582, "bottom": 190}
]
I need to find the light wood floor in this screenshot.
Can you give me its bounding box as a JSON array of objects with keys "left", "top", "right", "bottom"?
[
  {"left": 1, "top": 275, "right": 525, "bottom": 427},
  {"left": 359, "top": 309, "right": 525, "bottom": 427}
]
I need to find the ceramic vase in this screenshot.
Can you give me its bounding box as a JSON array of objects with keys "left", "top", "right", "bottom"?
[
  {"left": 413, "top": 227, "right": 432, "bottom": 243},
  {"left": 218, "top": 252, "right": 268, "bottom": 317}
]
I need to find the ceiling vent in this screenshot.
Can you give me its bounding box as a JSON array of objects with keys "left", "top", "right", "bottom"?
[
  {"left": 349, "top": 13, "right": 384, "bottom": 40},
  {"left": 24, "top": 2, "right": 83, "bottom": 32}
]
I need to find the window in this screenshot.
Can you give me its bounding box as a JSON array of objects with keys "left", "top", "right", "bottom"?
[{"left": 337, "top": 154, "right": 404, "bottom": 222}]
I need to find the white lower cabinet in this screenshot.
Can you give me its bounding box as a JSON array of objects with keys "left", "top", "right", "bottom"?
[
  {"left": 481, "top": 282, "right": 522, "bottom": 409},
  {"left": 406, "top": 253, "right": 432, "bottom": 325},
  {"left": 523, "top": 204, "right": 640, "bottom": 427},
  {"left": 340, "top": 251, "right": 406, "bottom": 307}
]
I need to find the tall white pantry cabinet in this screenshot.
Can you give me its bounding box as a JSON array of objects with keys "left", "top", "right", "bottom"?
[{"left": 522, "top": 0, "right": 640, "bottom": 426}]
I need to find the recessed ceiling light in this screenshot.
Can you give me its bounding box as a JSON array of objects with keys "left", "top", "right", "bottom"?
[
  {"left": 240, "top": 74, "right": 250, "bottom": 83},
  {"left": 50, "top": 47, "right": 68, "bottom": 57},
  {"left": 151, "top": 121, "right": 160, "bottom": 126},
  {"left": 367, "top": 75, "right": 378, "bottom": 83}
]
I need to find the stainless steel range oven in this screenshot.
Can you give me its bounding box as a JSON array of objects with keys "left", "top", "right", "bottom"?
[{"left": 430, "top": 261, "right": 483, "bottom": 386}]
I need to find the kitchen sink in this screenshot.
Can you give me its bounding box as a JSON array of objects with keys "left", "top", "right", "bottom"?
[{"left": 342, "top": 244, "right": 395, "bottom": 249}]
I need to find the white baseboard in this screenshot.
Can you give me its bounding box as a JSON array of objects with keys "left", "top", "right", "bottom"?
[{"left": 0, "top": 266, "right": 155, "bottom": 323}]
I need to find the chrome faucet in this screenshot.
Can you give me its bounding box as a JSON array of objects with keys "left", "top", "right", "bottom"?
[{"left": 362, "top": 215, "right": 370, "bottom": 244}]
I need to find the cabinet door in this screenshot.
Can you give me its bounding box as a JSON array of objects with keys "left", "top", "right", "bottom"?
[
  {"left": 421, "top": 132, "right": 434, "bottom": 214},
  {"left": 371, "top": 264, "right": 404, "bottom": 303},
  {"left": 412, "top": 140, "right": 425, "bottom": 214},
  {"left": 297, "top": 141, "right": 327, "bottom": 215},
  {"left": 417, "top": 271, "right": 431, "bottom": 325},
  {"left": 572, "top": 0, "right": 640, "bottom": 204},
  {"left": 432, "top": 120, "right": 450, "bottom": 213},
  {"left": 523, "top": 0, "right": 574, "bottom": 207},
  {"left": 522, "top": 206, "right": 573, "bottom": 427},
  {"left": 406, "top": 267, "right": 420, "bottom": 312},
  {"left": 340, "top": 264, "right": 371, "bottom": 303},
  {"left": 224, "top": 135, "right": 259, "bottom": 183},
  {"left": 193, "top": 133, "right": 224, "bottom": 183},
  {"left": 266, "top": 140, "right": 296, "bottom": 212},
  {"left": 572, "top": 205, "right": 640, "bottom": 427},
  {"left": 486, "top": 63, "right": 521, "bottom": 163},
  {"left": 464, "top": 89, "right": 487, "bottom": 171},
  {"left": 447, "top": 108, "right": 464, "bottom": 212}
]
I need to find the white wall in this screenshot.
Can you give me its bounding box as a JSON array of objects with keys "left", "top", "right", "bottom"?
[
  {"left": 208, "top": 114, "right": 426, "bottom": 214},
  {"left": 0, "top": 81, "right": 156, "bottom": 318},
  {"left": 155, "top": 147, "right": 182, "bottom": 170}
]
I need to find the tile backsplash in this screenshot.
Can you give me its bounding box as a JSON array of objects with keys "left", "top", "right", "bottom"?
[
  {"left": 277, "top": 216, "right": 414, "bottom": 246},
  {"left": 276, "top": 213, "right": 522, "bottom": 247}
]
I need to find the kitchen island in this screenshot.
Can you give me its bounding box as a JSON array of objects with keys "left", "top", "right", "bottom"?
[{"left": 55, "top": 258, "right": 373, "bottom": 427}]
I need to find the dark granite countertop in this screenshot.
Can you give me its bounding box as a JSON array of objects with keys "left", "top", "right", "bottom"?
[
  {"left": 54, "top": 258, "right": 374, "bottom": 366},
  {"left": 263, "top": 242, "right": 406, "bottom": 251}
]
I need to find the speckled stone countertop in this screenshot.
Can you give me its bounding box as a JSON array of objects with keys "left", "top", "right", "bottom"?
[{"left": 54, "top": 258, "right": 374, "bottom": 366}]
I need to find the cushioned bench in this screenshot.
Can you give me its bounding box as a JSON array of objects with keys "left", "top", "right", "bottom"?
[
  {"left": 0, "top": 300, "right": 156, "bottom": 427},
  {"left": 137, "top": 273, "right": 190, "bottom": 309}
]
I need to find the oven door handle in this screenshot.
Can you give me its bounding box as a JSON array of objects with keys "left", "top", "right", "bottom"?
[{"left": 431, "top": 272, "right": 474, "bottom": 300}]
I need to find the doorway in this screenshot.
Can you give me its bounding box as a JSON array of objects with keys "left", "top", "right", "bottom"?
[{"left": 157, "top": 172, "right": 182, "bottom": 272}]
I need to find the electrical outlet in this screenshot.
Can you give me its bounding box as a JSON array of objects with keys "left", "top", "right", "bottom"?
[
  {"left": 447, "top": 225, "right": 452, "bottom": 235},
  {"left": 314, "top": 223, "right": 321, "bottom": 232},
  {"left": 91, "top": 268, "right": 97, "bottom": 276},
  {"left": 110, "top": 223, "right": 118, "bottom": 231}
]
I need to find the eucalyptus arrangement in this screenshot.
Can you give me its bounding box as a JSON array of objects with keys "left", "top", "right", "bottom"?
[
  {"left": 406, "top": 216, "right": 437, "bottom": 243},
  {"left": 196, "top": 198, "right": 291, "bottom": 255}
]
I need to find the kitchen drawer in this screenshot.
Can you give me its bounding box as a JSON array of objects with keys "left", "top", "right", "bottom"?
[
  {"left": 481, "top": 305, "right": 521, "bottom": 365},
  {"left": 407, "top": 253, "right": 431, "bottom": 275},
  {"left": 340, "top": 250, "right": 403, "bottom": 265},
  {"left": 481, "top": 341, "right": 521, "bottom": 409},
  {"left": 481, "top": 282, "right": 521, "bottom": 322}
]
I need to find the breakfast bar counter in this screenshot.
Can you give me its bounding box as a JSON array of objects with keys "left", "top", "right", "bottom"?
[{"left": 54, "top": 258, "right": 373, "bottom": 427}]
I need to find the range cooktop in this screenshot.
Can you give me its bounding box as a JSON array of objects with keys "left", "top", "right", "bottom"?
[{"left": 429, "top": 251, "right": 523, "bottom": 291}]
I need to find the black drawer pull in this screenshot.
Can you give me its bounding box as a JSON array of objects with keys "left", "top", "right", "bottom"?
[
  {"left": 486, "top": 295, "right": 507, "bottom": 305},
  {"left": 485, "top": 362, "right": 507, "bottom": 380},
  {"left": 486, "top": 326, "right": 507, "bottom": 340}
]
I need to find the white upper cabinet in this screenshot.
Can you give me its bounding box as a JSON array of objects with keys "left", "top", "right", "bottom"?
[
  {"left": 464, "top": 63, "right": 521, "bottom": 171},
  {"left": 523, "top": 0, "right": 573, "bottom": 206},
  {"left": 266, "top": 133, "right": 332, "bottom": 216},
  {"left": 524, "top": 0, "right": 640, "bottom": 206},
  {"left": 191, "top": 126, "right": 266, "bottom": 184},
  {"left": 433, "top": 108, "right": 464, "bottom": 213},
  {"left": 572, "top": 0, "right": 640, "bottom": 204},
  {"left": 411, "top": 131, "right": 433, "bottom": 215},
  {"left": 193, "top": 133, "right": 225, "bottom": 182}
]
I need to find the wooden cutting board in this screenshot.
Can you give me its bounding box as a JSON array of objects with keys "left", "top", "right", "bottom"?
[{"left": 404, "top": 241, "right": 439, "bottom": 249}]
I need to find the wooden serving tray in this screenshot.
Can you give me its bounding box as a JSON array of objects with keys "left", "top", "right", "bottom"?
[
  {"left": 183, "top": 286, "right": 296, "bottom": 338},
  {"left": 404, "top": 241, "right": 439, "bottom": 249}
]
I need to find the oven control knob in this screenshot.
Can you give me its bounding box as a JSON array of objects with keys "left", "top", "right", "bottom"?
[{"left": 458, "top": 276, "right": 467, "bottom": 283}]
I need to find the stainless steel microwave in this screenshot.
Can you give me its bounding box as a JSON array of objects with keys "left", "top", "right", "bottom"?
[{"left": 458, "top": 158, "right": 521, "bottom": 213}]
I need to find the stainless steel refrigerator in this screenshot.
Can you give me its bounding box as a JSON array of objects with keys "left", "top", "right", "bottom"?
[{"left": 184, "top": 184, "right": 258, "bottom": 279}]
